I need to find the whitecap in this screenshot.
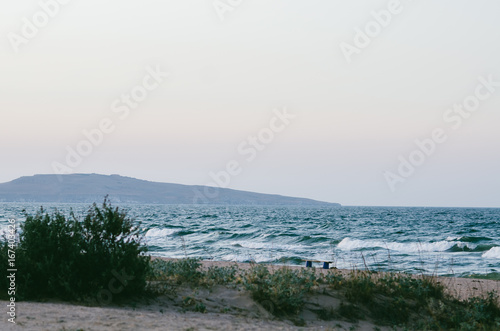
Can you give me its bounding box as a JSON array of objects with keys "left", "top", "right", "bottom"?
[
  {"left": 482, "top": 247, "right": 500, "bottom": 259},
  {"left": 229, "top": 240, "right": 306, "bottom": 251},
  {"left": 145, "top": 228, "right": 178, "bottom": 237},
  {"left": 221, "top": 253, "right": 284, "bottom": 263},
  {"left": 337, "top": 237, "right": 466, "bottom": 253}
]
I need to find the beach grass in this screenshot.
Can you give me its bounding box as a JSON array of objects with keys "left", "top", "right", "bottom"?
[{"left": 147, "top": 258, "right": 500, "bottom": 330}]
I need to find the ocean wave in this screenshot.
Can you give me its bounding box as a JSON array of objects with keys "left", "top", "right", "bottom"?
[
  {"left": 200, "top": 214, "right": 218, "bottom": 218},
  {"left": 145, "top": 228, "right": 178, "bottom": 237},
  {"left": 446, "top": 243, "right": 497, "bottom": 253},
  {"left": 221, "top": 253, "right": 284, "bottom": 263},
  {"left": 446, "top": 236, "right": 460, "bottom": 241},
  {"left": 227, "top": 232, "right": 259, "bottom": 240},
  {"left": 337, "top": 237, "right": 469, "bottom": 253},
  {"left": 482, "top": 247, "right": 500, "bottom": 259},
  {"left": 230, "top": 240, "right": 306, "bottom": 251},
  {"left": 473, "top": 244, "right": 498, "bottom": 252},
  {"left": 298, "top": 235, "right": 330, "bottom": 244},
  {"left": 446, "top": 236, "right": 493, "bottom": 243},
  {"left": 176, "top": 230, "right": 195, "bottom": 236}
]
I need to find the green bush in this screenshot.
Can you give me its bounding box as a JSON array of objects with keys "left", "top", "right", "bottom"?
[
  {"left": 205, "top": 265, "right": 238, "bottom": 286},
  {"left": 243, "top": 264, "right": 318, "bottom": 316},
  {"left": 418, "top": 291, "right": 500, "bottom": 331},
  {"left": 74, "top": 200, "right": 150, "bottom": 300},
  {"left": 323, "top": 269, "right": 344, "bottom": 289},
  {"left": 336, "top": 271, "right": 500, "bottom": 328},
  {"left": 17, "top": 209, "right": 83, "bottom": 300},
  {"left": 1, "top": 198, "right": 149, "bottom": 302},
  {"left": 342, "top": 271, "right": 376, "bottom": 303}
]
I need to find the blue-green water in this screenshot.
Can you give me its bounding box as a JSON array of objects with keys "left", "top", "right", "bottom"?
[{"left": 1, "top": 203, "right": 499, "bottom": 277}]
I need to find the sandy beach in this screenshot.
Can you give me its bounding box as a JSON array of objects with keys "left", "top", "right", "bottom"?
[{"left": 2, "top": 259, "right": 499, "bottom": 331}]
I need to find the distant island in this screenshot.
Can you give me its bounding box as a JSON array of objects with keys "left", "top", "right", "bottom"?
[{"left": 0, "top": 174, "right": 340, "bottom": 206}]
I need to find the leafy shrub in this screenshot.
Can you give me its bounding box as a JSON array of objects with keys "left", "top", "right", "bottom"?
[
  {"left": 367, "top": 274, "right": 445, "bottom": 325},
  {"left": 336, "top": 271, "right": 500, "bottom": 328},
  {"left": 74, "top": 200, "right": 149, "bottom": 300},
  {"left": 342, "top": 271, "right": 376, "bottom": 303},
  {"left": 16, "top": 209, "right": 83, "bottom": 300},
  {"left": 323, "top": 270, "right": 344, "bottom": 289},
  {"left": 1, "top": 198, "right": 149, "bottom": 302},
  {"left": 243, "top": 264, "right": 318, "bottom": 316},
  {"left": 419, "top": 291, "right": 500, "bottom": 330},
  {"left": 205, "top": 265, "right": 238, "bottom": 286},
  {"left": 377, "top": 274, "right": 445, "bottom": 303}
]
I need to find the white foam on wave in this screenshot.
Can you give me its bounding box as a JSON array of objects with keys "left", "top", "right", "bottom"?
[
  {"left": 230, "top": 240, "right": 306, "bottom": 251},
  {"left": 338, "top": 237, "right": 466, "bottom": 253},
  {"left": 221, "top": 253, "right": 284, "bottom": 263},
  {"left": 482, "top": 247, "right": 500, "bottom": 259},
  {"left": 145, "top": 228, "right": 178, "bottom": 237}
]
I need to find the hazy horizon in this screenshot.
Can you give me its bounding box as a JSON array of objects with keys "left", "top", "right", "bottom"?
[
  {"left": 2, "top": 172, "right": 499, "bottom": 209},
  {"left": 2, "top": 1, "right": 499, "bottom": 208}
]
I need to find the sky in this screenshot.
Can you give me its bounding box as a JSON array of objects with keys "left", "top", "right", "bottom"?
[{"left": 1, "top": 0, "right": 499, "bottom": 208}]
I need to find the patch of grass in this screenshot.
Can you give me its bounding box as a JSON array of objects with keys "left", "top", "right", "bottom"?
[
  {"left": 242, "top": 264, "right": 318, "bottom": 316},
  {"left": 147, "top": 259, "right": 239, "bottom": 297},
  {"left": 377, "top": 273, "right": 445, "bottom": 303},
  {"left": 336, "top": 272, "right": 443, "bottom": 325},
  {"left": 368, "top": 274, "right": 445, "bottom": 325},
  {"left": 335, "top": 271, "right": 500, "bottom": 329},
  {"left": 147, "top": 260, "right": 500, "bottom": 329},
  {"left": 205, "top": 265, "right": 238, "bottom": 286},
  {"left": 194, "top": 302, "right": 207, "bottom": 313},
  {"left": 417, "top": 291, "right": 500, "bottom": 330},
  {"left": 180, "top": 295, "right": 207, "bottom": 313},
  {"left": 342, "top": 271, "right": 376, "bottom": 303},
  {"left": 148, "top": 258, "right": 203, "bottom": 286},
  {"left": 323, "top": 270, "right": 344, "bottom": 290}
]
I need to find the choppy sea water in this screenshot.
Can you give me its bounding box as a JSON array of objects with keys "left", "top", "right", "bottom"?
[{"left": 1, "top": 203, "right": 499, "bottom": 277}]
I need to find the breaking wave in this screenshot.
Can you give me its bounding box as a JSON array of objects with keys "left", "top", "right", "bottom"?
[
  {"left": 337, "top": 237, "right": 470, "bottom": 253},
  {"left": 482, "top": 247, "right": 500, "bottom": 259}
]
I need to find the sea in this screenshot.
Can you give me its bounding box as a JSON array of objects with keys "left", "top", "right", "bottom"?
[{"left": 1, "top": 203, "right": 499, "bottom": 278}]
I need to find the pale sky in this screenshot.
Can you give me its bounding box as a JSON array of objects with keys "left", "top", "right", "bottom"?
[{"left": 1, "top": 0, "right": 499, "bottom": 207}]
